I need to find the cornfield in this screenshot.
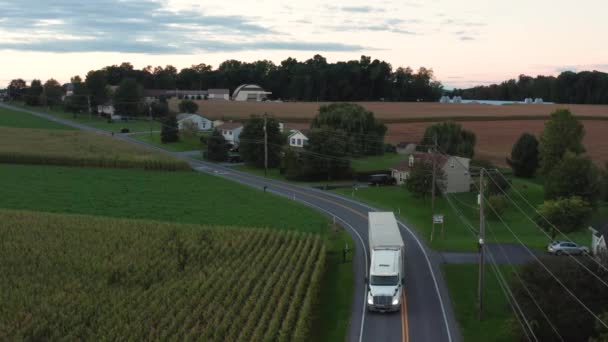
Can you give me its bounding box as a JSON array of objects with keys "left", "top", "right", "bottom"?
[
  {"left": 0, "top": 209, "right": 326, "bottom": 341},
  {"left": 0, "top": 127, "right": 191, "bottom": 171}
]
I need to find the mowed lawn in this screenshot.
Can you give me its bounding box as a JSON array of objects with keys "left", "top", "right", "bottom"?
[
  {"left": 0, "top": 127, "right": 190, "bottom": 171},
  {"left": 0, "top": 163, "right": 330, "bottom": 233},
  {"left": 334, "top": 178, "right": 590, "bottom": 251},
  {"left": 16, "top": 103, "right": 162, "bottom": 133},
  {"left": 351, "top": 153, "right": 405, "bottom": 172},
  {"left": 0, "top": 106, "right": 73, "bottom": 130},
  {"left": 443, "top": 264, "right": 515, "bottom": 342}
]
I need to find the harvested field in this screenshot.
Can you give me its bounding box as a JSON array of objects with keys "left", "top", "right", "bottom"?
[
  {"left": 169, "top": 99, "right": 608, "bottom": 122},
  {"left": 385, "top": 120, "right": 608, "bottom": 166},
  {"left": 0, "top": 127, "right": 190, "bottom": 171}
]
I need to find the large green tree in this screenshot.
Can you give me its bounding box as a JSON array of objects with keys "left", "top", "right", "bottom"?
[
  {"left": 511, "top": 258, "right": 608, "bottom": 341},
  {"left": 85, "top": 70, "right": 109, "bottom": 107},
  {"left": 63, "top": 76, "right": 89, "bottom": 115},
  {"left": 539, "top": 109, "right": 585, "bottom": 175},
  {"left": 544, "top": 153, "right": 600, "bottom": 204},
  {"left": 178, "top": 100, "right": 198, "bottom": 114},
  {"left": 405, "top": 157, "right": 446, "bottom": 198},
  {"left": 113, "top": 78, "right": 143, "bottom": 116},
  {"left": 43, "top": 79, "right": 63, "bottom": 108},
  {"left": 239, "top": 115, "right": 284, "bottom": 168},
  {"left": 160, "top": 114, "right": 179, "bottom": 143},
  {"left": 206, "top": 129, "right": 229, "bottom": 162},
  {"left": 310, "top": 103, "right": 386, "bottom": 156},
  {"left": 506, "top": 132, "right": 539, "bottom": 177},
  {"left": 7, "top": 79, "right": 26, "bottom": 101},
  {"left": 536, "top": 196, "right": 592, "bottom": 239},
  {"left": 25, "top": 79, "right": 43, "bottom": 106},
  {"left": 283, "top": 128, "right": 351, "bottom": 181},
  {"left": 420, "top": 121, "right": 476, "bottom": 158}
]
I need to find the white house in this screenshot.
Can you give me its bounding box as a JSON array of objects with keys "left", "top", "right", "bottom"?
[
  {"left": 391, "top": 152, "right": 471, "bottom": 193},
  {"left": 176, "top": 113, "right": 213, "bottom": 131},
  {"left": 288, "top": 130, "right": 308, "bottom": 148},
  {"left": 232, "top": 84, "right": 272, "bottom": 101},
  {"left": 208, "top": 89, "right": 230, "bottom": 100},
  {"left": 217, "top": 122, "right": 243, "bottom": 145},
  {"left": 589, "top": 222, "right": 607, "bottom": 256},
  {"left": 97, "top": 104, "right": 115, "bottom": 116}
]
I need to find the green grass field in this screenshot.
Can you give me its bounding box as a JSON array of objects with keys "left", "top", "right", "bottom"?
[
  {"left": 0, "top": 164, "right": 327, "bottom": 232},
  {"left": 0, "top": 106, "right": 73, "bottom": 130},
  {"left": 0, "top": 127, "right": 190, "bottom": 171},
  {"left": 132, "top": 132, "right": 208, "bottom": 152},
  {"left": 351, "top": 153, "right": 404, "bottom": 172},
  {"left": 16, "top": 103, "right": 161, "bottom": 133},
  {"left": 333, "top": 178, "right": 590, "bottom": 251},
  {"left": 0, "top": 209, "right": 325, "bottom": 341},
  {"left": 443, "top": 264, "right": 515, "bottom": 342}
]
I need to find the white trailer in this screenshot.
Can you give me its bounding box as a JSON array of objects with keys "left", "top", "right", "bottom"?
[{"left": 367, "top": 212, "right": 405, "bottom": 312}]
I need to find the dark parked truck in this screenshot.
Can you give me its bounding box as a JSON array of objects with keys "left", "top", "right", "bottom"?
[{"left": 367, "top": 212, "right": 405, "bottom": 312}]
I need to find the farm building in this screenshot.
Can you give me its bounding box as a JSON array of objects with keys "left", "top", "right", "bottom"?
[
  {"left": 217, "top": 122, "right": 243, "bottom": 145},
  {"left": 232, "top": 84, "right": 272, "bottom": 102},
  {"left": 287, "top": 130, "right": 308, "bottom": 148},
  {"left": 391, "top": 152, "right": 471, "bottom": 193},
  {"left": 208, "top": 89, "right": 230, "bottom": 100},
  {"left": 177, "top": 114, "right": 213, "bottom": 131}
]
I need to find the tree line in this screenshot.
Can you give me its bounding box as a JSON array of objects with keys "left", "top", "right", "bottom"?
[
  {"left": 451, "top": 71, "right": 608, "bottom": 104},
  {"left": 7, "top": 55, "right": 444, "bottom": 105}
]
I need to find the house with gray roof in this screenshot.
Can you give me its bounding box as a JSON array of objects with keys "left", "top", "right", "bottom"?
[{"left": 391, "top": 152, "right": 471, "bottom": 193}]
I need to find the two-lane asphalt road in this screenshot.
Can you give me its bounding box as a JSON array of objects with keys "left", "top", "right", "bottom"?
[{"left": 2, "top": 103, "right": 460, "bottom": 342}]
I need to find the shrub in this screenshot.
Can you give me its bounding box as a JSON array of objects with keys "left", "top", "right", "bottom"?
[
  {"left": 486, "top": 195, "right": 508, "bottom": 220},
  {"left": 507, "top": 133, "right": 539, "bottom": 178}
]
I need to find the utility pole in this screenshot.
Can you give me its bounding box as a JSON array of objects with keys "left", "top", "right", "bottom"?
[
  {"left": 148, "top": 104, "right": 153, "bottom": 138},
  {"left": 431, "top": 134, "right": 437, "bottom": 242},
  {"left": 477, "top": 168, "right": 486, "bottom": 321},
  {"left": 263, "top": 113, "right": 268, "bottom": 177},
  {"left": 87, "top": 95, "right": 92, "bottom": 120}
]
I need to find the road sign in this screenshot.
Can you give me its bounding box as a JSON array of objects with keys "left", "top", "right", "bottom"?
[{"left": 433, "top": 214, "right": 444, "bottom": 224}]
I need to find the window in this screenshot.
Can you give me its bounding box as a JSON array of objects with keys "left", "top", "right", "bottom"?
[
  {"left": 202, "top": 122, "right": 206, "bottom": 128},
  {"left": 450, "top": 160, "right": 455, "bottom": 168},
  {"left": 291, "top": 138, "right": 296, "bottom": 145},
  {"left": 229, "top": 131, "right": 232, "bottom": 135},
  {"left": 297, "top": 138, "right": 302, "bottom": 145}
]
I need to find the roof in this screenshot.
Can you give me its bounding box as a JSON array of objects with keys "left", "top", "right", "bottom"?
[
  {"left": 177, "top": 113, "right": 210, "bottom": 121},
  {"left": 591, "top": 221, "right": 608, "bottom": 238},
  {"left": 288, "top": 130, "right": 308, "bottom": 139},
  {"left": 208, "top": 88, "right": 229, "bottom": 95},
  {"left": 217, "top": 122, "right": 243, "bottom": 130},
  {"left": 391, "top": 152, "right": 449, "bottom": 172},
  {"left": 371, "top": 250, "right": 399, "bottom": 276},
  {"left": 232, "top": 84, "right": 271, "bottom": 99}
]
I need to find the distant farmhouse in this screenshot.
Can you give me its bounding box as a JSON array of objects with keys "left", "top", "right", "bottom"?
[
  {"left": 232, "top": 84, "right": 272, "bottom": 102},
  {"left": 288, "top": 130, "right": 308, "bottom": 148},
  {"left": 176, "top": 114, "right": 213, "bottom": 131},
  {"left": 391, "top": 152, "right": 471, "bottom": 193},
  {"left": 217, "top": 122, "right": 243, "bottom": 145}
]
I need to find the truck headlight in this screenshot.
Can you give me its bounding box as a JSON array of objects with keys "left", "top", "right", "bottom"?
[
  {"left": 368, "top": 294, "right": 374, "bottom": 305},
  {"left": 392, "top": 296, "right": 400, "bottom": 305}
]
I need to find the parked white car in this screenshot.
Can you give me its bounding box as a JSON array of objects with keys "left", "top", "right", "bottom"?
[{"left": 547, "top": 241, "right": 589, "bottom": 255}]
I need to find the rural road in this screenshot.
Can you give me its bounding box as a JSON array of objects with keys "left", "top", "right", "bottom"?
[{"left": 3, "top": 103, "right": 461, "bottom": 342}]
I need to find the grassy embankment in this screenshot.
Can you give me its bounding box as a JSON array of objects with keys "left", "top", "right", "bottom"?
[
  {"left": 0, "top": 209, "right": 326, "bottom": 341},
  {"left": 0, "top": 163, "right": 354, "bottom": 341},
  {"left": 443, "top": 264, "right": 516, "bottom": 342},
  {"left": 333, "top": 178, "right": 590, "bottom": 252}
]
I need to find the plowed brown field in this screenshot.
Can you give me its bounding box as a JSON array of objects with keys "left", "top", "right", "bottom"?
[
  {"left": 385, "top": 120, "right": 608, "bottom": 167},
  {"left": 170, "top": 99, "right": 608, "bottom": 122}
]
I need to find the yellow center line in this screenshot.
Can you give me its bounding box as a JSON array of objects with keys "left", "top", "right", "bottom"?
[{"left": 228, "top": 172, "right": 410, "bottom": 342}]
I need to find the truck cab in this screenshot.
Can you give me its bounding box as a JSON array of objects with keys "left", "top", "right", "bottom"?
[{"left": 367, "top": 248, "right": 403, "bottom": 312}]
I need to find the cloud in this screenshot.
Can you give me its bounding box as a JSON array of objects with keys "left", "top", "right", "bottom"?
[
  {"left": 0, "top": 0, "right": 367, "bottom": 54},
  {"left": 338, "top": 6, "right": 383, "bottom": 13},
  {"left": 459, "top": 36, "right": 475, "bottom": 41}
]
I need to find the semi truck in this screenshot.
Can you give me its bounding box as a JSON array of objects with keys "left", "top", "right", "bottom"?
[{"left": 366, "top": 212, "right": 405, "bottom": 312}]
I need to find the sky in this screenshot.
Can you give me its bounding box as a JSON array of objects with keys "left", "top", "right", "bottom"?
[{"left": 0, "top": 0, "right": 607, "bottom": 89}]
